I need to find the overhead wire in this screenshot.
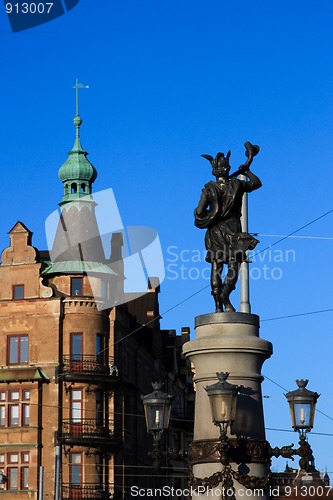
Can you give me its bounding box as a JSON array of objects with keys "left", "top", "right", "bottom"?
[
  {"left": 111, "top": 207, "right": 333, "bottom": 348},
  {"left": 253, "top": 234, "right": 333, "bottom": 241},
  {"left": 23, "top": 209, "right": 332, "bottom": 423},
  {"left": 4, "top": 210, "right": 331, "bottom": 457},
  {"left": 263, "top": 374, "right": 333, "bottom": 423}
]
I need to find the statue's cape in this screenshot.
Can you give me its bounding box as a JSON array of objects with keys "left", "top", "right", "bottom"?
[{"left": 194, "top": 178, "right": 241, "bottom": 229}]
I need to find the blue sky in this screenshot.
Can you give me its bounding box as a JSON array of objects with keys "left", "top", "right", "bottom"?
[{"left": 1, "top": 0, "right": 333, "bottom": 478}]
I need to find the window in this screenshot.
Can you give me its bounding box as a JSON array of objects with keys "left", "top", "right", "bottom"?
[
  {"left": 70, "top": 390, "right": 82, "bottom": 423},
  {"left": 0, "top": 390, "right": 30, "bottom": 427},
  {"left": 8, "top": 336, "right": 28, "bottom": 364},
  {"left": 9, "top": 405, "right": 19, "bottom": 426},
  {"left": 71, "top": 334, "right": 83, "bottom": 361},
  {"left": 96, "top": 334, "right": 105, "bottom": 365},
  {"left": 22, "top": 405, "right": 29, "bottom": 426},
  {"left": 8, "top": 468, "right": 18, "bottom": 489},
  {"left": 101, "top": 280, "right": 107, "bottom": 298},
  {"left": 0, "top": 407, "right": 5, "bottom": 427},
  {"left": 95, "top": 390, "right": 103, "bottom": 427},
  {"left": 69, "top": 453, "right": 82, "bottom": 486},
  {"left": 0, "top": 453, "right": 30, "bottom": 491},
  {"left": 22, "top": 391, "right": 30, "bottom": 401},
  {"left": 21, "top": 467, "right": 29, "bottom": 490},
  {"left": 8, "top": 454, "right": 18, "bottom": 464},
  {"left": 12, "top": 285, "right": 24, "bottom": 300},
  {"left": 71, "top": 278, "right": 83, "bottom": 296},
  {"left": 0, "top": 455, "right": 4, "bottom": 490}
]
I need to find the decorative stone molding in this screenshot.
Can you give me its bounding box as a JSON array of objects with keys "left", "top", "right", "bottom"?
[
  {"left": 63, "top": 298, "right": 101, "bottom": 309},
  {"left": 189, "top": 438, "right": 272, "bottom": 465},
  {"left": 189, "top": 463, "right": 271, "bottom": 498}
]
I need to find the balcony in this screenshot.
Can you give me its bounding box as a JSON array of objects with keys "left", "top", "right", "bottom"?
[
  {"left": 59, "top": 355, "right": 119, "bottom": 383},
  {"left": 58, "top": 419, "right": 118, "bottom": 447},
  {"left": 62, "top": 483, "right": 114, "bottom": 500}
]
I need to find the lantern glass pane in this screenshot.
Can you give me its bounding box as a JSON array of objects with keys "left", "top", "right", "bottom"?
[
  {"left": 293, "top": 403, "right": 312, "bottom": 429},
  {"left": 143, "top": 402, "right": 171, "bottom": 432},
  {"left": 209, "top": 394, "right": 236, "bottom": 424}
]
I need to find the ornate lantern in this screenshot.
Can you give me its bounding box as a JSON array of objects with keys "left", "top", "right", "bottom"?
[
  {"left": 205, "top": 372, "right": 239, "bottom": 431},
  {"left": 285, "top": 379, "right": 319, "bottom": 433},
  {"left": 141, "top": 382, "right": 173, "bottom": 434}
]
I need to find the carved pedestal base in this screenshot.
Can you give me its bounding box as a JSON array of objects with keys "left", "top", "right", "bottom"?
[{"left": 183, "top": 312, "right": 273, "bottom": 499}]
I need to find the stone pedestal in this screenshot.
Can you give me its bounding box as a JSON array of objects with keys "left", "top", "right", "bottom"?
[{"left": 183, "top": 312, "right": 273, "bottom": 499}]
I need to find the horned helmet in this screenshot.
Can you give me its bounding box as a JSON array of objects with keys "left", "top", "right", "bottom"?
[{"left": 201, "top": 151, "right": 231, "bottom": 177}]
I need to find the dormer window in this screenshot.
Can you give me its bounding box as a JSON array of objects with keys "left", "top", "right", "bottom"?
[
  {"left": 12, "top": 285, "right": 24, "bottom": 300},
  {"left": 71, "top": 278, "right": 83, "bottom": 297}
]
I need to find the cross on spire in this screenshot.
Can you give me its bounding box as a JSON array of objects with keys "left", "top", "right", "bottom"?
[{"left": 73, "top": 78, "right": 89, "bottom": 117}]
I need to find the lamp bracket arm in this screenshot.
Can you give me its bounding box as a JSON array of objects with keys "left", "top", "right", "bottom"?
[{"left": 268, "top": 444, "right": 295, "bottom": 460}]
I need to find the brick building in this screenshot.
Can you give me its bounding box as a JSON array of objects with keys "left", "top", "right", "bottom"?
[
  {"left": 0, "top": 107, "right": 193, "bottom": 498},
  {"left": 271, "top": 463, "right": 331, "bottom": 499}
]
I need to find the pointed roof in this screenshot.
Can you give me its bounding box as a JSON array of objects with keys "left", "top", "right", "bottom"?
[
  {"left": 8, "top": 221, "right": 32, "bottom": 235},
  {"left": 58, "top": 114, "right": 97, "bottom": 182},
  {"left": 58, "top": 80, "right": 97, "bottom": 205}
]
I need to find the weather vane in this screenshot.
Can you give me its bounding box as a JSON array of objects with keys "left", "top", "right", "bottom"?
[{"left": 73, "top": 78, "right": 89, "bottom": 116}]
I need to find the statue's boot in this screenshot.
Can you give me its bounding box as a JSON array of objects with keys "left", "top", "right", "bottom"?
[
  {"left": 221, "top": 284, "right": 235, "bottom": 313},
  {"left": 212, "top": 289, "right": 223, "bottom": 313}
]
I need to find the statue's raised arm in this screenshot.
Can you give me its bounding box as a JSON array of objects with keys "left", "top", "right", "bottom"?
[{"left": 194, "top": 142, "right": 262, "bottom": 313}]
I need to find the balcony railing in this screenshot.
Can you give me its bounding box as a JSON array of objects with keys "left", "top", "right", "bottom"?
[
  {"left": 62, "top": 483, "right": 113, "bottom": 500},
  {"left": 60, "top": 419, "right": 115, "bottom": 444},
  {"left": 61, "top": 355, "right": 117, "bottom": 375}
]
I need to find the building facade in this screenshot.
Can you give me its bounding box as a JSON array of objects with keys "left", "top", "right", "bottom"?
[{"left": 0, "top": 108, "right": 193, "bottom": 499}]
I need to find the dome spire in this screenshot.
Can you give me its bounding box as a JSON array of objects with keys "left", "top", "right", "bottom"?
[
  {"left": 71, "top": 78, "right": 89, "bottom": 153},
  {"left": 58, "top": 79, "right": 97, "bottom": 205}
]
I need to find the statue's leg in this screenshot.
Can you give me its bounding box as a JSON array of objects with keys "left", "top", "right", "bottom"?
[
  {"left": 211, "top": 260, "right": 223, "bottom": 312},
  {"left": 221, "top": 260, "right": 240, "bottom": 312}
]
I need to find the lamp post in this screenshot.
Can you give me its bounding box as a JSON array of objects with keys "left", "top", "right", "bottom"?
[
  {"left": 189, "top": 375, "right": 320, "bottom": 498},
  {"left": 283, "top": 379, "right": 320, "bottom": 471},
  {"left": 141, "top": 382, "right": 173, "bottom": 470}
]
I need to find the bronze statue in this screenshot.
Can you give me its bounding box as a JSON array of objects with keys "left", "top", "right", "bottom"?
[{"left": 194, "top": 142, "right": 262, "bottom": 313}]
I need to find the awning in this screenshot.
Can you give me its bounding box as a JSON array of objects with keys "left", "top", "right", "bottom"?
[{"left": 0, "top": 367, "right": 50, "bottom": 383}]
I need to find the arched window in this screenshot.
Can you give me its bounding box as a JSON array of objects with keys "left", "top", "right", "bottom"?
[
  {"left": 71, "top": 183, "right": 77, "bottom": 194},
  {"left": 80, "top": 183, "right": 85, "bottom": 194}
]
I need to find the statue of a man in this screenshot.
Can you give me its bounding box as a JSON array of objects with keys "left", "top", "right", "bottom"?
[{"left": 194, "top": 142, "right": 262, "bottom": 313}]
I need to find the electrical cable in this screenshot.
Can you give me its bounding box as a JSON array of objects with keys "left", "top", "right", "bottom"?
[
  {"left": 110, "top": 207, "right": 333, "bottom": 349},
  {"left": 263, "top": 374, "right": 333, "bottom": 422},
  {"left": 251, "top": 208, "right": 333, "bottom": 257},
  {"left": 253, "top": 234, "right": 333, "bottom": 241},
  {"left": 261, "top": 308, "right": 333, "bottom": 323}
]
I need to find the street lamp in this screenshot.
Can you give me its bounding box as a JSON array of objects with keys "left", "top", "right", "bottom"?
[
  {"left": 282, "top": 379, "right": 320, "bottom": 471},
  {"left": 190, "top": 375, "right": 321, "bottom": 496},
  {"left": 285, "top": 379, "right": 319, "bottom": 434},
  {"left": 141, "top": 382, "right": 173, "bottom": 470},
  {"left": 205, "top": 372, "right": 239, "bottom": 466}
]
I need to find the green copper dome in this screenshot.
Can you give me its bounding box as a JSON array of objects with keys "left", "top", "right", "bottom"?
[{"left": 58, "top": 112, "right": 97, "bottom": 204}]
